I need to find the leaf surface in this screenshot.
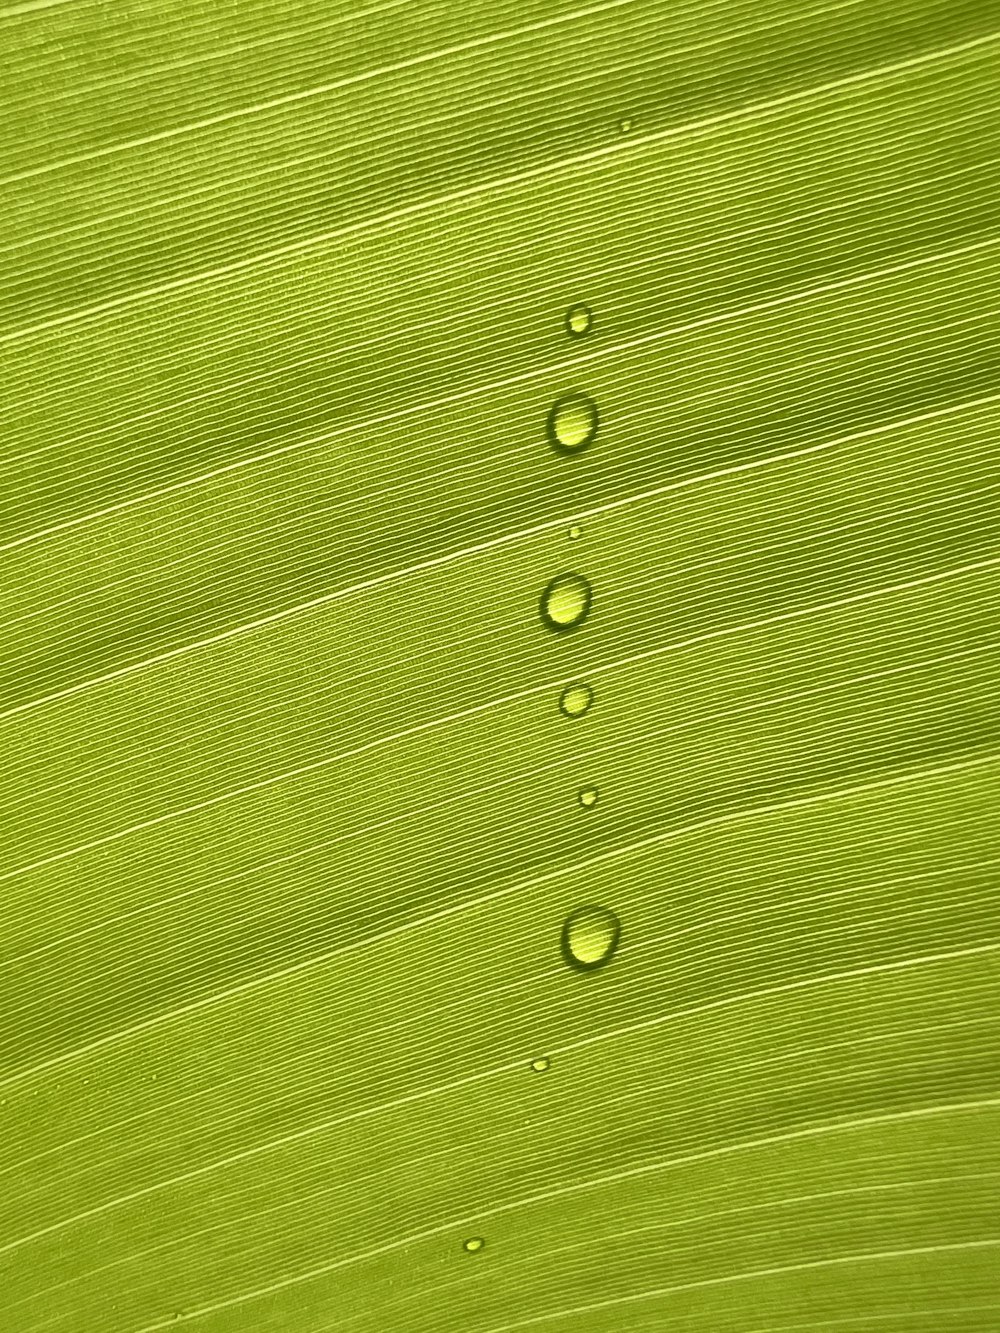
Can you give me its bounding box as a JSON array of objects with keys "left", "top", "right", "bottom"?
[{"left": 1, "top": 0, "right": 999, "bottom": 1329}]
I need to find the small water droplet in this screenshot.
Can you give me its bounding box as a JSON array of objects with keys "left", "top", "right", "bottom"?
[
  {"left": 530, "top": 1056, "right": 551, "bottom": 1073},
  {"left": 565, "top": 304, "right": 593, "bottom": 338},
  {"left": 561, "top": 904, "right": 620, "bottom": 971},
  {"left": 578, "top": 786, "right": 599, "bottom": 808},
  {"left": 463, "top": 1236, "right": 486, "bottom": 1253},
  {"left": 559, "top": 683, "right": 593, "bottom": 719},
  {"left": 540, "top": 572, "right": 592, "bottom": 633},
  {"left": 619, "top": 116, "right": 633, "bottom": 133},
  {"left": 567, "top": 523, "right": 582, "bottom": 540},
  {"left": 547, "top": 393, "right": 599, "bottom": 455}
]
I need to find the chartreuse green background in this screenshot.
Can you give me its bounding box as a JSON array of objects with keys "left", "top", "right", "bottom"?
[{"left": 1, "top": 0, "right": 999, "bottom": 1329}]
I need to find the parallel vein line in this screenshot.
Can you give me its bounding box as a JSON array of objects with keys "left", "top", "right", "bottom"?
[
  {"left": 0, "top": 0, "right": 639, "bottom": 187},
  {"left": 479, "top": 1240, "right": 1000, "bottom": 1332},
  {"left": 125, "top": 1101, "right": 1000, "bottom": 1330},
  {"left": 3, "top": 948, "right": 996, "bottom": 1260},
  {"left": 3, "top": 380, "right": 998, "bottom": 727},
  {"left": 1, "top": 752, "right": 995, "bottom": 1092},
  {"left": 2, "top": 553, "right": 996, "bottom": 883},
  {"left": 3, "top": 26, "right": 997, "bottom": 344}
]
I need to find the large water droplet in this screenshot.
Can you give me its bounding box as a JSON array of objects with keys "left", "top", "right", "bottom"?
[
  {"left": 565, "top": 304, "right": 593, "bottom": 338},
  {"left": 561, "top": 904, "right": 620, "bottom": 971},
  {"left": 540, "top": 572, "right": 592, "bottom": 633},
  {"left": 559, "top": 683, "right": 593, "bottom": 718},
  {"left": 547, "top": 393, "right": 599, "bottom": 455},
  {"left": 567, "top": 523, "right": 583, "bottom": 540},
  {"left": 530, "top": 1056, "right": 551, "bottom": 1073},
  {"left": 463, "top": 1236, "right": 485, "bottom": 1253},
  {"left": 578, "top": 786, "right": 599, "bottom": 808}
]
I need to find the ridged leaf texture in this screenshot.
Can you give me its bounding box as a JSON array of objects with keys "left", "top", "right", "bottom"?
[{"left": 1, "top": 0, "right": 999, "bottom": 1330}]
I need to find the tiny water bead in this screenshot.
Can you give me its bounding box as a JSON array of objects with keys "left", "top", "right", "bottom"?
[
  {"left": 547, "top": 392, "right": 599, "bottom": 455},
  {"left": 540, "top": 572, "right": 592, "bottom": 633},
  {"left": 561, "top": 904, "right": 620, "bottom": 971},
  {"left": 463, "top": 1237, "right": 486, "bottom": 1253},
  {"left": 565, "top": 304, "right": 593, "bottom": 338},
  {"left": 530, "top": 1056, "right": 551, "bottom": 1073},
  {"left": 567, "top": 523, "right": 582, "bottom": 540},
  {"left": 619, "top": 116, "right": 634, "bottom": 133},
  {"left": 578, "top": 786, "right": 599, "bottom": 808},
  {"left": 559, "top": 683, "right": 593, "bottom": 719}
]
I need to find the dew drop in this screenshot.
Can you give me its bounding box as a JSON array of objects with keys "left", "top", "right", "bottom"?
[
  {"left": 619, "top": 116, "right": 634, "bottom": 133},
  {"left": 567, "top": 523, "right": 582, "bottom": 540},
  {"left": 540, "top": 572, "right": 592, "bottom": 633},
  {"left": 530, "top": 1056, "right": 551, "bottom": 1073},
  {"left": 559, "top": 683, "right": 593, "bottom": 719},
  {"left": 463, "top": 1236, "right": 486, "bottom": 1253},
  {"left": 578, "top": 786, "right": 599, "bottom": 808},
  {"left": 561, "top": 904, "right": 620, "bottom": 971},
  {"left": 547, "top": 392, "right": 599, "bottom": 455},
  {"left": 565, "top": 304, "right": 593, "bottom": 338}
]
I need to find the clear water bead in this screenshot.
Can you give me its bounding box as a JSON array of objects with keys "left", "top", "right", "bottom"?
[
  {"left": 540, "top": 572, "right": 592, "bottom": 632},
  {"left": 559, "top": 683, "right": 594, "bottom": 718},
  {"left": 547, "top": 393, "right": 599, "bottom": 455},
  {"left": 561, "top": 904, "right": 620, "bottom": 971},
  {"left": 565, "top": 304, "right": 593, "bottom": 337}
]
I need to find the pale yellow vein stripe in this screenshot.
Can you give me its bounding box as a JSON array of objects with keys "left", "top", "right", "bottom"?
[
  {"left": 3, "top": 25, "right": 996, "bottom": 344},
  {"left": 0, "top": 0, "right": 80, "bottom": 16},
  {"left": 343, "top": 1175, "right": 1000, "bottom": 1332},
  {"left": 5, "top": 299, "right": 992, "bottom": 646},
  {"left": 6, "top": 135, "right": 993, "bottom": 471},
  {"left": 478, "top": 1242, "right": 1000, "bottom": 1333},
  {"left": 1, "top": 751, "right": 995, "bottom": 1094},
  {"left": 125, "top": 1100, "right": 1000, "bottom": 1331},
  {"left": 741, "top": 1307, "right": 1000, "bottom": 1333},
  {"left": 3, "top": 947, "right": 996, "bottom": 1261},
  {"left": 0, "top": 0, "right": 640, "bottom": 187},
  {"left": 11, "top": 0, "right": 414, "bottom": 107},
  {"left": 2, "top": 553, "right": 996, "bottom": 888},
  {"left": 6, "top": 230, "right": 998, "bottom": 554},
  {"left": 12, "top": 891, "right": 997, "bottom": 1193},
  {"left": 17, "top": 1172, "right": 998, "bottom": 1328},
  {"left": 2, "top": 0, "right": 869, "bottom": 258},
  {"left": 2, "top": 378, "right": 998, "bottom": 731},
  {"left": 1, "top": 0, "right": 867, "bottom": 255},
  {"left": 5, "top": 868, "right": 993, "bottom": 1189},
  {"left": 7, "top": 636, "right": 993, "bottom": 972}
]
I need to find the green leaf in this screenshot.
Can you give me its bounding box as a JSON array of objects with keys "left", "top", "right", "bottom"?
[{"left": 1, "top": 0, "right": 998, "bottom": 1329}]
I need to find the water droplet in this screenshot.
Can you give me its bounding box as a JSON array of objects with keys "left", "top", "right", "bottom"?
[
  {"left": 463, "top": 1236, "right": 486, "bottom": 1253},
  {"left": 530, "top": 1056, "right": 551, "bottom": 1073},
  {"left": 559, "top": 683, "right": 594, "bottom": 719},
  {"left": 540, "top": 572, "right": 592, "bottom": 633},
  {"left": 567, "top": 523, "right": 582, "bottom": 540},
  {"left": 561, "top": 904, "right": 620, "bottom": 971},
  {"left": 619, "top": 116, "right": 634, "bottom": 133},
  {"left": 565, "top": 304, "right": 593, "bottom": 338},
  {"left": 578, "top": 786, "right": 599, "bottom": 808},
  {"left": 547, "top": 393, "right": 599, "bottom": 455}
]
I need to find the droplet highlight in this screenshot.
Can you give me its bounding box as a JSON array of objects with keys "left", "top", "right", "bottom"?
[
  {"left": 619, "top": 116, "right": 634, "bottom": 133},
  {"left": 540, "top": 572, "right": 592, "bottom": 633},
  {"left": 561, "top": 904, "right": 620, "bottom": 972},
  {"left": 578, "top": 786, "right": 599, "bottom": 808},
  {"left": 463, "top": 1236, "right": 486, "bottom": 1253},
  {"left": 547, "top": 393, "right": 599, "bottom": 455},
  {"left": 565, "top": 304, "right": 593, "bottom": 338},
  {"left": 530, "top": 1056, "right": 551, "bottom": 1073},
  {"left": 559, "top": 683, "right": 593, "bottom": 719},
  {"left": 567, "top": 523, "right": 582, "bottom": 540}
]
